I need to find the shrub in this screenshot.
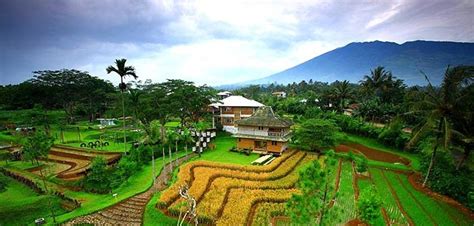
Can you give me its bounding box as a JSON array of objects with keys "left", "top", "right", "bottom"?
[
  {"left": 357, "top": 186, "right": 382, "bottom": 224},
  {"left": 356, "top": 156, "right": 368, "bottom": 173},
  {"left": 82, "top": 157, "right": 112, "bottom": 193},
  {"left": 420, "top": 151, "right": 473, "bottom": 208}
]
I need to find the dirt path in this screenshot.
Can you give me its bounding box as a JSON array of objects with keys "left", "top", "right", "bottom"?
[{"left": 66, "top": 153, "right": 196, "bottom": 226}]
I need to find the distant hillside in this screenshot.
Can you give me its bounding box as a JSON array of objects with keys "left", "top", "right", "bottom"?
[{"left": 235, "top": 40, "right": 474, "bottom": 87}]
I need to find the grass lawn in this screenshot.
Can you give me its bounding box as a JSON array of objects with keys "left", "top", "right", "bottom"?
[
  {"left": 0, "top": 175, "right": 66, "bottom": 225},
  {"left": 197, "top": 132, "right": 259, "bottom": 165},
  {"left": 342, "top": 133, "right": 421, "bottom": 170}
]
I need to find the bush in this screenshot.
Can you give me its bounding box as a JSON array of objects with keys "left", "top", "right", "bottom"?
[
  {"left": 357, "top": 186, "right": 382, "bottom": 224},
  {"left": 421, "top": 151, "right": 473, "bottom": 209},
  {"left": 82, "top": 157, "right": 112, "bottom": 193},
  {"left": 356, "top": 156, "right": 368, "bottom": 173}
]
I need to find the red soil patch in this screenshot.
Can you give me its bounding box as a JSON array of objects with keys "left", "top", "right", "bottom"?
[
  {"left": 408, "top": 173, "right": 474, "bottom": 220},
  {"left": 345, "top": 219, "right": 367, "bottom": 226},
  {"left": 335, "top": 143, "right": 410, "bottom": 165}
]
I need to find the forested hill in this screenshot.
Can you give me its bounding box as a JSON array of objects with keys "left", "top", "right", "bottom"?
[{"left": 239, "top": 40, "right": 474, "bottom": 86}]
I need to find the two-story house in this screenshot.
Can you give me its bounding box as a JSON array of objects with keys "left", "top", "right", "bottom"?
[
  {"left": 210, "top": 95, "right": 264, "bottom": 133},
  {"left": 234, "top": 106, "right": 293, "bottom": 154}
]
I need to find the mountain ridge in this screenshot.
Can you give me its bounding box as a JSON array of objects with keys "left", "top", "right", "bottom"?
[{"left": 223, "top": 40, "right": 474, "bottom": 88}]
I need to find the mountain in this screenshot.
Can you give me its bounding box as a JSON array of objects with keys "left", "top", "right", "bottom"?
[{"left": 237, "top": 40, "right": 474, "bottom": 87}]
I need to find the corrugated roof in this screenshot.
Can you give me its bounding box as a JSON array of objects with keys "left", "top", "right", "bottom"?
[
  {"left": 209, "top": 95, "right": 264, "bottom": 107},
  {"left": 235, "top": 106, "right": 293, "bottom": 128}
]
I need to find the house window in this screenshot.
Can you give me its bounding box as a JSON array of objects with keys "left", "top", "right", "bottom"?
[
  {"left": 238, "top": 138, "right": 241, "bottom": 142},
  {"left": 225, "top": 107, "right": 232, "bottom": 112},
  {"left": 271, "top": 141, "right": 277, "bottom": 145},
  {"left": 258, "top": 126, "right": 264, "bottom": 130}
]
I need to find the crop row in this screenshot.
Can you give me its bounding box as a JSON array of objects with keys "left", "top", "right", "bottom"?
[
  {"left": 252, "top": 202, "right": 286, "bottom": 226},
  {"left": 157, "top": 150, "right": 297, "bottom": 207},
  {"left": 185, "top": 154, "right": 314, "bottom": 220},
  {"left": 325, "top": 161, "right": 356, "bottom": 225},
  {"left": 215, "top": 188, "right": 299, "bottom": 226},
  {"left": 386, "top": 171, "right": 466, "bottom": 226},
  {"left": 182, "top": 152, "right": 306, "bottom": 206},
  {"left": 369, "top": 168, "right": 409, "bottom": 225}
]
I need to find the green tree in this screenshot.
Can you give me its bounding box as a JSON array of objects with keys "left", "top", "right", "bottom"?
[
  {"left": 286, "top": 150, "right": 337, "bottom": 225},
  {"left": 409, "top": 66, "right": 473, "bottom": 186},
  {"left": 292, "top": 119, "right": 340, "bottom": 152},
  {"left": 22, "top": 132, "right": 56, "bottom": 222},
  {"left": 357, "top": 186, "right": 382, "bottom": 224},
  {"left": 106, "top": 59, "right": 138, "bottom": 152},
  {"left": 83, "top": 157, "right": 111, "bottom": 193}
]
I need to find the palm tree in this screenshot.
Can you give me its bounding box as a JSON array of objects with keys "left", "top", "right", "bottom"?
[
  {"left": 106, "top": 59, "right": 137, "bottom": 153},
  {"left": 408, "top": 66, "right": 472, "bottom": 186},
  {"left": 139, "top": 120, "right": 160, "bottom": 185},
  {"left": 360, "top": 66, "right": 392, "bottom": 96},
  {"left": 128, "top": 88, "right": 142, "bottom": 126},
  {"left": 166, "top": 129, "right": 177, "bottom": 171},
  {"left": 333, "top": 80, "right": 352, "bottom": 111},
  {"left": 181, "top": 128, "right": 194, "bottom": 156}
]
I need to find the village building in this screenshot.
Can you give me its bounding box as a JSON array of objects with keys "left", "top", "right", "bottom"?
[
  {"left": 271, "top": 91, "right": 287, "bottom": 98},
  {"left": 234, "top": 106, "right": 293, "bottom": 154},
  {"left": 209, "top": 95, "right": 264, "bottom": 133}
]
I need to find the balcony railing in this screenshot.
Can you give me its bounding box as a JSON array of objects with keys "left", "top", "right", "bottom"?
[{"left": 237, "top": 130, "right": 289, "bottom": 137}]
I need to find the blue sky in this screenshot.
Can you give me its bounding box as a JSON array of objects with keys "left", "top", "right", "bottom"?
[{"left": 0, "top": 0, "right": 473, "bottom": 85}]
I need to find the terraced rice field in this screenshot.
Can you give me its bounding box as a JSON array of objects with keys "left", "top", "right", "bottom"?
[
  {"left": 34, "top": 145, "right": 121, "bottom": 180},
  {"left": 368, "top": 168, "right": 473, "bottom": 226},
  {"left": 156, "top": 150, "right": 317, "bottom": 225}
]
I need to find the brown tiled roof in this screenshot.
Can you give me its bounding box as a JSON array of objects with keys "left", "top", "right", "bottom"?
[{"left": 235, "top": 106, "right": 293, "bottom": 128}]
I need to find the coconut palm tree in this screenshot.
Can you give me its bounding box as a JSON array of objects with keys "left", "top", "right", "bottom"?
[
  {"left": 408, "top": 66, "right": 472, "bottom": 186},
  {"left": 360, "top": 66, "right": 392, "bottom": 96},
  {"left": 106, "top": 58, "right": 137, "bottom": 153},
  {"left": 333, "top": 80, "right": 352, "bottom": 111}
]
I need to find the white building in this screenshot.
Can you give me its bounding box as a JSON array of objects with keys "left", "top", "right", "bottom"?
[{"left": 209, "top": 96, "right": 264, "bottom": 133}]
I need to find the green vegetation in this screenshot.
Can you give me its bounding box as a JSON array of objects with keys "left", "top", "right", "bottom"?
[
  {"left": 0, "top": 175, "right": 66, "bottom": 225},
  {"left": 197, "top": 133, "right": 259, "bottom": 164},
  {"left": 357, "top": 186, "right": 382, "bottom": 225},
  {"left": 143, "top": 192, "right": 180, "bottom": 225},
  {"left": 326, "top": 161, "right": 356, "bottom": 225}
]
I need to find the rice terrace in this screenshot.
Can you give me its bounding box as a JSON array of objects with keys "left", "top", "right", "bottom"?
[{"left": 1, "top": 0, "right": 474, "bottom": 225}]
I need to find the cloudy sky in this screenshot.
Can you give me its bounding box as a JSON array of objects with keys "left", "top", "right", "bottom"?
[{"left": 1, "top": 0, "right": 473, "bottom": 85}]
